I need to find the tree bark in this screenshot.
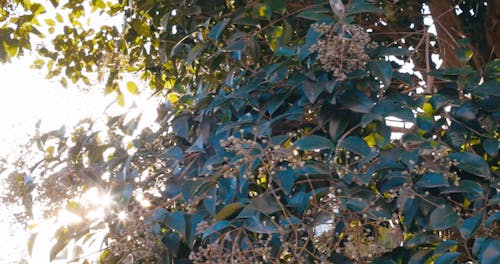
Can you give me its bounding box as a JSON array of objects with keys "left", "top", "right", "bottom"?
[
  {"left": 430, "top": 0, "right": 469, "bottom": 69},
  {"left": 486, "top": 0, "right": 500, "bottom": 59}
]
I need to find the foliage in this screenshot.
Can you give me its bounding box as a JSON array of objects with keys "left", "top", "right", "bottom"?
[{"left": 1, "top": 0, "right": 499, "bottom": 263}]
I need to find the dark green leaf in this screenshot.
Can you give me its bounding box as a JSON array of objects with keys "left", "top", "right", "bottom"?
[
  {"left": 416, "top": 173, "right": 449, "bottom": 188},
  {"left": 294, "top": 135, "right": 333, "bottom": 150},
  {"left": 434, "top": 252, "right": 460, "bottom": 264},
  {"left": 208, "top": 18, "right": 230, "bottom": 40},
  {"left": 485, "top": 212, "right": 500, "bottom": 227},
  {"left": 302, "top": 80, "right": 323, "bottom": 103},
  {"left": 339, "top": 136, "right": 371, "bottom": 156},
  {"left": 429, "top": 205, "right": 458, "bottom": 230},
  {"left": 459, "top": 215, "right": 482, "bottom": 239},
  {"left": 475, "top": 80, "right": 500, "bottom": 97},
  {"left": 297, "top": 6, "right": 333, "bottom": 21},
  {"left": 244, "top": 216, "right": 279, "bottom": 233},
  {"left": 483, "top": 139, "right": 499, "bottom": 157},
  {"left": 449, "top": 152, "right": 491, "bottom": 178},
  {"left": 186, "top": 44, "right": 205, "bottom": 65},
  {"left": 186, "top": 135, "right": 205, "bottom": 153},
  {"left": 246, "top": 193, "right": 282, "bottom": 215},
  {"left": 408, "top": 250, "right": 432, "bottom": 264},
  {"left": 162, "top": 232, "right": 181, "bottom": 252},
  {"left": 369, "top": 60, "right": 393, "bottom": 88},
  {"left": 340, "top": 89, "right": 374, "bottom": 113},
  {"left": 275, "top": 168, "right": 295, "bottom": 194},
  {"left": 202, "top": 220, "right": 231, "bottom": 238},
  {"left": 347, "top": 0, "right": 382, "bottom": 15},
  {"left": 215, "top": 202, "right": 244, "bottom": 221},
  {"left": 164, "top": 212, "right": 186, "bottom": 236},
  {"left": 478, "top": 240, "right": 500, "bottom": 264},
  {"left": 434, "top": 240, "right": 458, "bottom": 255},
  {"left": 484, "top": 59, "right": 500, "bottom": 79}
]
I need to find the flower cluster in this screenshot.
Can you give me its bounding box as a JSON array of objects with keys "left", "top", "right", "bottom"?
[
  {"left": 189, "top": 229, "right": 273, "bottom": 264},
  {"left": 218, "top": 133, "right": 305, "bottom": 180},
  {"left": 104, "top": 202, "right": 162, "bottom": 262},
  {"left": 310, "top": 23, "right": 377, "bottom": 80}
]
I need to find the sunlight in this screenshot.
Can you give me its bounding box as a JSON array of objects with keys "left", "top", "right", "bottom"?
[
  {"left": 57, "top": 209, "right": 83, "bottom": 225},
  {"left": 117, "top": 211, "right": 128, "bottom": 221}
]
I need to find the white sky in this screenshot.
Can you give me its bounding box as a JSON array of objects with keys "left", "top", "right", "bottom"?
[{"left": 0, "top": 56, "right": 158, "bottom": 262}]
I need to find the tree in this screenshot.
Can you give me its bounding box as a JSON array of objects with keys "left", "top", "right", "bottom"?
[{"left": 1, "top": 0, "right": 499, "bottom": 263}]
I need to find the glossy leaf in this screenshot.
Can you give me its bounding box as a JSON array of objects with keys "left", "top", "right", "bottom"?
[
  {"left": 460, "top": 215, "right": 482, "bottom": 239},
  {"left": 434, "top": 252, "right": 460, "bottom": 264},
  {"left": 416, "top": 173, "right": 449, "bottom": 188},
  {"left": 449, "top": 152, "right": 491, "bottom": 179},
  {"left": 215, "top": 202, "right": 244, "bottom": 221},
  {"left": 369, "top": 60, "right": 393, "bottom": 88},
  {"left": 339, "top": 136, "right": 371, "bottom": 156},
  {"left": 208, "top": 18, "right": 230, "bottom": 40},
  {"left": 294, "top": 135, "right": 333, "bottom": 150},
  {"left": 429, "top": 205, "right": 459, "bottom": 230}
]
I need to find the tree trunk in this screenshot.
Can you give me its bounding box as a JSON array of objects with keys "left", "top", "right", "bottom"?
[{"left": 486, "top": 0, "right": 500, "bottom": 59}]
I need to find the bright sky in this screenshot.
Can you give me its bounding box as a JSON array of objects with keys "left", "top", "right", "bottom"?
[
  {"left": 0, "top": 57, "right": 113, "bottom": 262},
  {"left": 0, "top": 56, "right": 158, "bottom": 262}
]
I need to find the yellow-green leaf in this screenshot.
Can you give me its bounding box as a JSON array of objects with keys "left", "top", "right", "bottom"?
[
  {"left": 126, "top": 81, "right": 139, "bottom": 94},
  {"left": 3, "top": 42, "right": 19, "bottom": 58},
  {"left": 215, "top": 203, "right": 244, "bottom": 221},
  {"left": 116, "top": 92, "right": 125, "bottom": 107},
  {"left": 167, "top": 92, "right": 180, "bottom": 104},
  {"left": 422, "top": 102, "right": 434, "bottom": 116},
  {"left": 55, "top": 13, "right": 63, "bottom": 23},
  {"left": 45, "top": 18, "right": 55, "bottom": 26}
]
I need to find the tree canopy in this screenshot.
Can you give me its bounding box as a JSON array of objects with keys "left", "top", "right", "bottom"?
[{"left": 1, "top": 0, "right": 499, "bottom": 263}]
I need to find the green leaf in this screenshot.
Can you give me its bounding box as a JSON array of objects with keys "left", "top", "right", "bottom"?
[
  {"left": 340, "top": 89, "right": 373, "bottom": 113},
  {"left": 475, "top": 80, "right": 500, "bottom": 97},
  {"left": 456, "top": 48, "right": 473, "bottom": 64},
  {"left": 339, "top": 136, "right": 371, "bottom": 156},
  {"left": 215, "top": 202, "right": 244, "bottom": 221},
  {"left": 253, "top": 3, "right": 271, "bottom": 19},
  {"left": 459, "top": 215, "right": 482, "bottom": 239},
  {"left": 275, "top": 168, "right": 295, "bottom": 194},
  {"left": 484, "top": 59, "right": 500, "bottom": 79},
  {"left": 297, "top": 6, "right": 334, "bottom": 21},
  {"left": 164, "top": 212, "right": 186, "bottom": 236},
  {"left": 434, "top": 252, "right": 460, "bottom": 264},
  {"left": 294, "top": 135, "right": 333, "bottom": 150},
  {"left": 126, "top": 81, "right": 139, "bottom": 94},
  {"left": 186, "top": 135, "right": 205, "bottom": 153},
  {"left": 347, "top": 0, "right": 382, "bottom": 15},
  {"left": 244, "top": 216, "right": 279, "bottom": 233},
  {"left": 449, "top": 152, "right": 491, "bottom": 179},
  {"left": 369, "top": 60, "right": 393, "bottom": 88},
  {"left": 2, "top": 42, "right": 19, "bottom": 58},
  {"left": 208, "top": 18, "right": 230, "bottom": 41},
  {"left": 266, "top": 0, "right": 286, "bottom": 13},
  {"left": 302, "top": 80, "right": 323, "bottom": 103},
  {"left": 483, "top": 139, "right": 499, "bottom": 157},
  {"left": 485, "top": 212, "right": 500, "bottom": 227},
  {"left": 45, "top": 18, "right": 55, "bottom": 26},
  {"left": 27, "top": 233, "right": 38, "bottom": 256},
  {"left": 187, "top": 44, "right": 205, "bottom": 65},
  {"left": 408, "top": 251, "right": 433, "bottom": 264},
  {"left": 416, "top": 173, "right": 449, "bottom": 188},
  {"left": 246, "top": 193, "right": 282, "bottom": 215},
  {"left": 434, "top": 240, "right": 458, "bottom": 255},
  {"left": 202, "top": 220, "right": 231, "bottom": 238},
  {"left": 429, "top": 205, "right": 458, "bottom": 230},
  {"left": 478, "top": 240, "right": 500, "bottom": 264},
  {"left": 65, "top": 200, "right": 83, "bottom": 216}
]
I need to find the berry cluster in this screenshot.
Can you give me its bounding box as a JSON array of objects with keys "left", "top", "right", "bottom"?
[{"left": 310, "top": 23, "right": 377, "bottom": 80}]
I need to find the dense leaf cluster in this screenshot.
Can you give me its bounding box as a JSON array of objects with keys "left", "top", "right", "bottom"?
[{"left": 1, "top": 0, "right": 499, "bottom": 263}]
